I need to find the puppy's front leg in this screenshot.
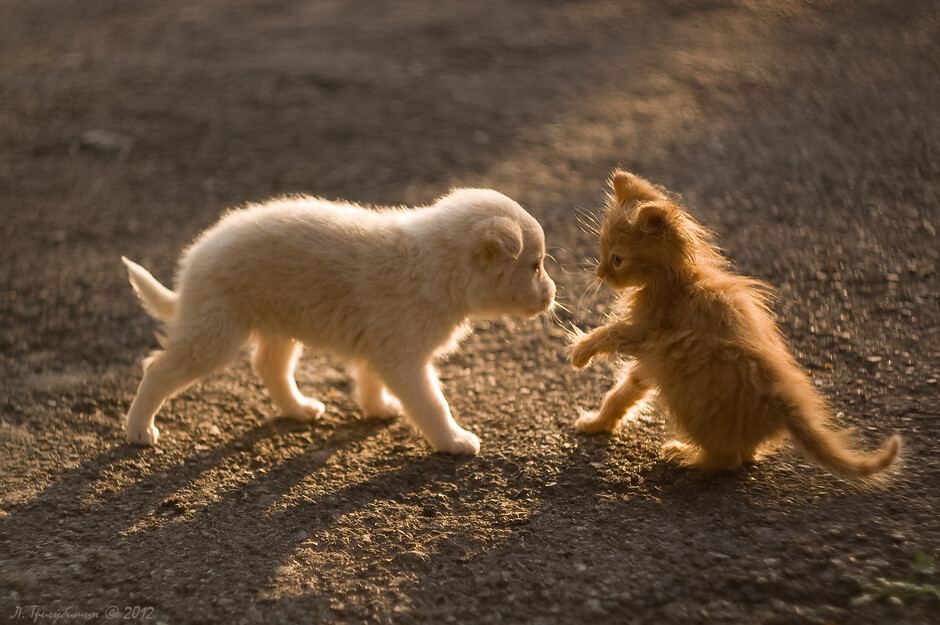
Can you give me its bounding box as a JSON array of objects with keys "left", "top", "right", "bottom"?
[
  {"left": 377, "top": 363, "right": 480, "bottom": 455},
  {"left": 355, "top": 364, "right": 403, "bottom": 419}
]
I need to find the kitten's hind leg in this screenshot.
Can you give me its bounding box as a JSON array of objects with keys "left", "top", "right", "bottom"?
[
  {"left": 355, "top": 364, "right": 403, "bottom": 419},
  {"left": 662, "top": 442, "right": 751, "bottom": 471},
  {"left": 740, "top": 448, "right": 759, "bottom": 466},
  {"left": 577, "top": 371, "right": 649, "bottom": 434},
  {"left": 662, "top": 438, "right": 747, "bottom": 470},
  {"left": 662, "top": 440, "right": 694, "bottom": 460},
  {"left": 252, "top": 334, "right": 324, "bottom": 420},
  {"left": 693, "top": 448, "right": 745, "bottom": 471}
]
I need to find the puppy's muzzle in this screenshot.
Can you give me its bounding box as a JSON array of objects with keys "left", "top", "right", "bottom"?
[{"left": 540, "top": 280, "right": 557, "bottom": 311}]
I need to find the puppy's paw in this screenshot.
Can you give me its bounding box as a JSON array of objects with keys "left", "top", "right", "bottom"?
[
  {"left": 126, "top": 423, "right": 159, "bottom": 446},
  {"left": 285, "top": 398, "right": 326, "bottom": 421},
  {"left": 575, "top": 411, "right": 615, "bottom": 434},
  {"left": 435, "top": 428, "right": 481, "bottom": 456},
  {"left": 360, "top": 394, "right": 403, "bottom": 420}
]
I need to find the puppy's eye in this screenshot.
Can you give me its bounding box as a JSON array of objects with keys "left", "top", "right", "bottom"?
[{"left": 611, "top": 255, "right": 623, "bottom": 268}]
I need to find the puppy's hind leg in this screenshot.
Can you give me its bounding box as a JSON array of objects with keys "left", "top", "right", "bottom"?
[
  {"left": 126, "top": 330, "right": 245, "bottom": 446},
  {"left": 355, "top": 364, "right": 403, "bottom": 419},
  {"left": 252, "top": 334, "right": 324, "bottom": 420}
]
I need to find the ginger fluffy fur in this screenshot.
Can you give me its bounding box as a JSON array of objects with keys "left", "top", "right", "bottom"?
[
  {"left": 122, "top": 189, "right": 556, "bottom": 455},
  {"left": 571, "top": 171, "right": 899, "bottom": 479}
]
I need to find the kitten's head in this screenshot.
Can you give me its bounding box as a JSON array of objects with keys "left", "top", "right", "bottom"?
[{"left": 596, "top": 171, "right": 713, "bottom": 289}]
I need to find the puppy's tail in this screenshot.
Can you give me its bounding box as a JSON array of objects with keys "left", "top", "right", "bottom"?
[
  {"left": 784, "top": 401, "right": 900, "bottom": 479},
  {"left": 122, "top": 257, "right": 177, "bottom": 321}
]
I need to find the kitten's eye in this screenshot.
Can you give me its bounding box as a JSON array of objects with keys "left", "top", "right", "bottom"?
[
  {"left": 533, "top": 260, "right": 541, "bottom": 273},
  {"left": 611, "top": 255, "right": 623, "bottom": 268}
]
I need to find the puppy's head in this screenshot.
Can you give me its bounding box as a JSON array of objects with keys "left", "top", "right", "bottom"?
[{"left": 443, "top": 190, "right": 555, "bottom": 318}]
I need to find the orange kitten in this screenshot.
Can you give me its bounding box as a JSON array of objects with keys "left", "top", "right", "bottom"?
[{"left": 571, "top": 170, "right": 899, "bottom": 478}]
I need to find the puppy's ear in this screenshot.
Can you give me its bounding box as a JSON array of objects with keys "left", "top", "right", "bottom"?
[
  {"left": 636, "top": 202, "right": 673, "bottom": 237},
  {"left": 611, "top": 170, "right": 661, "bottom": 206},
  {"left": 478, "top": 216, "right": 523, "bottom": 259}
]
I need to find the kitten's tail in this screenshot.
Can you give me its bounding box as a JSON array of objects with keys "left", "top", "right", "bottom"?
[
  {"left": 122, "top": 257, "right": 177, "bottom": 321},
  {"left": 784, "top": 408, "right": 900, "bottom": 479}
]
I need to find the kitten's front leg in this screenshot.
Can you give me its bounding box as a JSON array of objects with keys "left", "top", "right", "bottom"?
[
  {"left": 571, "top": 328, "right": 608, "bottom": 368},
  {"left": 572, "top": 323, "right": 641, "bottom": 368},
  {"left": 577, "top": 371, "right": 649, "bottom": 433},
  {"left": 376, "top": 362, "right": 480, "bottom": 455}
]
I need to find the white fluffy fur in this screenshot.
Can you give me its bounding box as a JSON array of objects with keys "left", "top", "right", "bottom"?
[{"left": 122, "top": 189, "right": 555, "bottom": 455}]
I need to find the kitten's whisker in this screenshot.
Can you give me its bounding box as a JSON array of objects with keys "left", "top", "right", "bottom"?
[
  {"left": 574, "top": 206, "right": 601, "bottom": 237},
  {"left": 565, "top": 319, "right": 585, "bottom": 340},
  {"left": 574, "top": 205, "right": 600, "bottom": 227},
  {"left": 557, "top": 260, "right": 589, "bottom": 276},
  {"left": 577, "top": 278, "right": 606, "bottom": 316}
]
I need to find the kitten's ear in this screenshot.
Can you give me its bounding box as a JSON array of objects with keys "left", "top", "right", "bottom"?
[
  {"left": 636, "top": 203, "right": 672, "bottom": 237},
  {"left": 611, "top": 170, "right": 660, "bottom": 206},
  {"left": 478, "top": 216, "right": 523, "bottom": 259}
]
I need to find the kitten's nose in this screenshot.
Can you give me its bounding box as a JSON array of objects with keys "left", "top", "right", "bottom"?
[{"left": 596, "top": 265, "right": 606, "bottom": 279}]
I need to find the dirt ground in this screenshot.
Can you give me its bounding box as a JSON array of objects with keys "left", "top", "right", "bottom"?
[{"left": 1, "top": 1, "right": 938, "bottom": 623}]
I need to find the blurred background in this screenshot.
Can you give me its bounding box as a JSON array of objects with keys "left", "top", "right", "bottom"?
[
  {"left": 1, "top": 0, "right": 937, "bottom": 366},
  {"left": 1, "top": 1, "right": 938, "bottom": 624}
]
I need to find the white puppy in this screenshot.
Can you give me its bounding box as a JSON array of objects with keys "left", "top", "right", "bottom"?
[{"left": 121, "top": 189, "right": 556, "bottom": 455}]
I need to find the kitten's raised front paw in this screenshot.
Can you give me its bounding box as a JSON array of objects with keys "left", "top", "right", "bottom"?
[
  {"left": 575, "top": 411, "right": 615, "bottom": 434},
  {"left": 570, "top": 341, "right": 595, "bottom": 369},
  {"left": 126, "top": 422, "right": 159, "bottom": 446},
  {"left": 434, "top": 428, "right": 481, "bottom": 456},
  {"left": 285, "top": 398, "right": 326, "bottom": 421}
]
